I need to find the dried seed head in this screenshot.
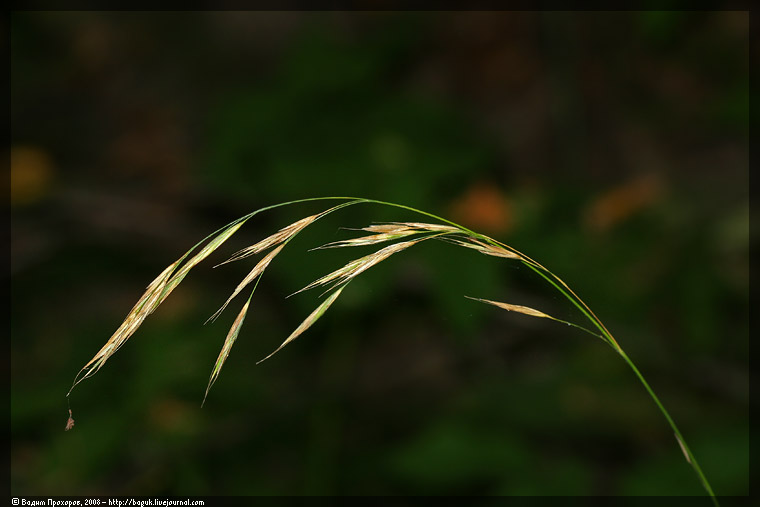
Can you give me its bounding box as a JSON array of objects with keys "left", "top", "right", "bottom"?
[
  {"left": 293, "top": 238, "right": 426, "bottom": 296},
  {"left": 314, "top": 230, "right": 421, "bottom": 249},
  {"left": 315, "top": 222, "right": 460, "bottom": 250},
  {"left": 258, "top": 286, "right": 346, "bottom": 364},
  {"left": 203, "top": 298, "right": 252, "bottom": 406},
  {"left": 399, "top": 222, "right": 460, "bottom": 232},
  {"left": 477, "top": 241, "right": 522, "bottom": 260},
  {"left": 361, "top": 224, "right": 415, "bottom": 233},
  {"left": 219, "top": 215, "right": 318, "bottom": 266},
  {"left": 442, "top": 237, "right": 522, "bottom": 260},
  {"left": 207, "top": 243, "right": 286, "bottom": 323},
  {"left": 465, "top": 296, "right": 551, "bottom": 319}
]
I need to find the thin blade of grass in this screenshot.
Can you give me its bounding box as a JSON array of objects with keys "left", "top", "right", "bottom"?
[
  {"left": 203, "top": 293, "right": 254, "bottom": 406},
  {"left": 257, "top": 286, "right": 346, "bottom": 364}
]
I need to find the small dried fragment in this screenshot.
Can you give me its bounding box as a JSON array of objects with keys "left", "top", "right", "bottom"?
[{"left": 65, "top": 409, "right": 75, "bottom": 431}]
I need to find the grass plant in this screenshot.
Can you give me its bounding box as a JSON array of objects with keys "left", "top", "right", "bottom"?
[{"left": 67, "top": 197, "right": 718, "bottom": 502}]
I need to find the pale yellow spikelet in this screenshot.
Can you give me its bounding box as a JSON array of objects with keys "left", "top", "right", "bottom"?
[
  {"left": 473, "top": 239, "right": 522, "bottom": 260},
  {"left": 361, "top": 222, "right": 460, "bottom": 234},
  {"left": 207, "top": 243, "right": 286, "bottom": 323},
  {"left": 387, "top": 222, "right": 460, "bottom": 233},
  {"left": 315, "top": 221, "right": 459, "bottom": 250},
  {"left": 203, "top": 297, "right": 252, "bottom": 406},
  {"left": 218, "top": 214, "right": 318, "bottom": 266},
  {"left": 291, "top": 258, "right": 364, "bottom": 296},
  {"left": 257, "top": 286, "right": 346, "bottom": 364},
  {"left": 465, "top": 296, "right": 551, "bottom": 319},
  {"left": 293, "top": 238, "right": 425, "bottom": 296},
  {"left": 314, "top": 230, "right": 420, "bottom": 249},
  {"left": 443, "top": 237, "right": 522, "bottom": 260},
  {"left": 361, "top": 223, "right": 415, "bottom": 233}
]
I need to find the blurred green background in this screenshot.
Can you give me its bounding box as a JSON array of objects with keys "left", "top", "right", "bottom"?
[{"left": 10, "top": 11, "right": 749, "bottom": 498}]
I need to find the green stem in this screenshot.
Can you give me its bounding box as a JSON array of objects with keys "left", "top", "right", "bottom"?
[
  {"left": 521, "top": 262, "right": 620, "bottom": 350},
  {"left": 616, "top": 348, "right": 718, "bottom": 505}
]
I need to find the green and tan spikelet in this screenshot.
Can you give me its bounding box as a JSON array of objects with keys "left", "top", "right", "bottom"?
[
  {"left": 442, "top": 237, "right": 523, "bottom": 260},
  {"left": 464, "top": 296, "right": 604, "bottom": 340},
  {"left": 294, "top": 239, "right": 423, "bottom": 295},
  {"left": 257, "top": 286, "right": 346, "bottom": 364},
  {"left": 217, "top": 214, "right": 318, "bottom": 267},
  {"left": 207, "top": 243, "right": 286, "bottom": 323},
  {"left": 203, "top": 295, "right": 253, "bottom": 406},
  {"left": 295, "top": 232, "right": 453, "bottom": 297}
]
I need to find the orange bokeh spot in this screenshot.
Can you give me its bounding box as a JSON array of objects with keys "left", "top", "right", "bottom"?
[
  {"left": 10, "top": 146, "right": 54, "bottom": 207},
  {"left": 449, "top": 182, "right": 512, "bottom": 234}
]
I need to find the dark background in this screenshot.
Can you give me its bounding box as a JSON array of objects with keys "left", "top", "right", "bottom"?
[{"left": 10, "top": 11, "right": 749, "bottom": 497}]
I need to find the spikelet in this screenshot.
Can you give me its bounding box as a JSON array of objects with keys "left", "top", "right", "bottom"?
[
  {"left": 203, "top": 297, "right": 252, "bottom": 406},
  {"left": 207, "top": 243, "right": 285, "bottom": 323},
  {"left": 464, "top": 296, "right": 551, "bottom": 319},
  {"left": 314, "top": 222, "right": 459, "bottom": 250},
  {"left": 292, "top": 238, "right": 426, "bottom": 296},
  {"left": 217, "top": 214, "right": 318, "bottom": 267},
  {"left": 257, "top": 286, "right": 346, "bottom": 364},
  {"left": 442, "top": 237, "right": 522, "bottom": 260},
  {"left": 313, "top": 230, "right": 420, "bottom": 249},
  {"left": 384, "top": 222, "right": 460, "bottom": 233}
]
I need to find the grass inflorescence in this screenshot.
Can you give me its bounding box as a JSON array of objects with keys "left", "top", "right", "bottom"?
[{"left": 67, "top": 197, "right": 718, "bottom": 503}]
